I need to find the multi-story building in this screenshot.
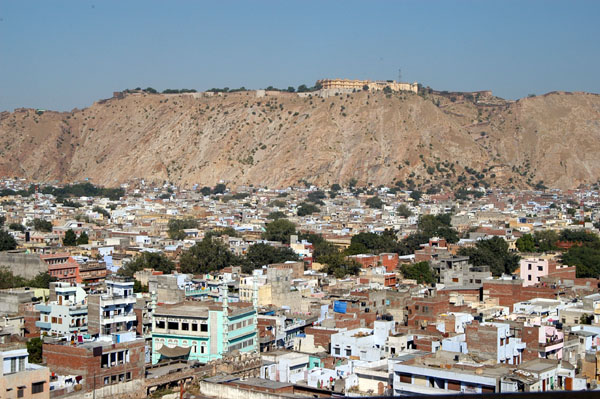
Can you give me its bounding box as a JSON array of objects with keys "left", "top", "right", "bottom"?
[
  {"left": 35, "top": 282, "right": 87, "bottom": 340},
  {"left": 43, "top": 335, "right": 145, "bottom": 398},
  {"left": 40, "top": 253, "right": 81, "bottom": 284},
  {"left": 151, "top": 297, "right": 257, "bottom": 364},
  {"left": 466, "top": 322, "right": 526, "bottom": 365},
  {"left": 316, "top": 78, "right": 418, "bottom": 93},
  {"left": 87, "top": 278, "right": 136, "bottom": 336},
  {"left": 0, "top": 346, "right": 50, "bottom": 399}
]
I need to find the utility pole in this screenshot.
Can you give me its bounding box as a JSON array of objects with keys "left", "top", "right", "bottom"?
[{"left": 398, "top": 68, "right": 402, "bottom": 83}]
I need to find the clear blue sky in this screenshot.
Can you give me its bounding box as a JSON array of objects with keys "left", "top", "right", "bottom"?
[{"left": 1, "top": 0, "right": 599, "bottom": 111}]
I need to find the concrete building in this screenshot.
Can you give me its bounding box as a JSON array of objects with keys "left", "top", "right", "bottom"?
[
  {"left": 466, "top": 322, "right": 526, "bottom": 365},
  {"left": 87, "top": 278, "right": 136, "bottom": 336},
  {"left": 43, "top": 335, "right": 145, "bottom": 398},
  {"left": 433, "top": 256, "right": 491, "bottom": 288},
  {"left": 330, "top": 321, "right": 395, "bottom": 362},
  {"left": 41, "top": 253, "right": 80, "bottom": 284},
  {"left": 0, "top": 346, "right": 50, "bottom": 399},
  {"left": 151, "top": 297, "right": 257, "bottom": 364},
  {"left": 35, "top": 282, "right": 87, "bottom": 340},
  {"left": 316, "top": 78, "right": 418, "bottom": 93}
]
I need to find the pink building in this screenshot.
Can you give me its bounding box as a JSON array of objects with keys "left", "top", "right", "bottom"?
[
  {"left": 520, "top": 257, "right": 551, "bottom": 287},
  {"left": 522, "top": 325, "right": 564, "bottom": 361}
]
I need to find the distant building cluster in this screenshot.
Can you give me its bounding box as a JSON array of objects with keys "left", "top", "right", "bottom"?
[{"left": 2, "top": 178, "right": 600, "bottom": 398}]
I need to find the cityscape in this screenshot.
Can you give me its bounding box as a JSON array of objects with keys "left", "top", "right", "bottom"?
[{"left": 2, "top": 1, "right": 600, "bottom": 399}]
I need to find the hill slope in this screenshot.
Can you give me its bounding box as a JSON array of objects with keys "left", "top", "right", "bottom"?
[{"left": 1, "top": 90, "right": 599, "bottom": 189}]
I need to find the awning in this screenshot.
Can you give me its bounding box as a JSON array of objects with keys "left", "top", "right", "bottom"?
[{"left": 157, "top": 345, "right": 191, "bottom": 358}]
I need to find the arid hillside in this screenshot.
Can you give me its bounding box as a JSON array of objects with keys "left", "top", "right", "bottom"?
[{"left": 1, "top": 89, "right": 599, "bottom": 189}]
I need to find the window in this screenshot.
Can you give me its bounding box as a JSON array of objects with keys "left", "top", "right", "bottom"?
[
  {"left": 11, "top": 358, "right": 16, "bottom": 373},
  {"left": 126, "top": 372, "right": 131, "bottom": 381},
  {"left": 17, "top": 388, "right": 24, "bottom": 398},
  {"left": 528, "top": 275, "right": 532, "bottom": 281},
  {"left": 156, "top": 320, "right": 165, "bottom": 329},
  {"left": 538, "top": 266, "right": 543, "bottom": 271},
  {"left": 200, "top": 323, "right": 208, "bottom": 332},
  {"left": 345, "top": 349, "right": 351, "bottom": 356},
  {"left": 334, "top": 347, "right": 340, "bottom": 355},
  {"left": 167, "top": 321, "right": 178, "bottom": 330},
  {"left": 192, "top": 323, "right": 198, "bottom": 332},
  {"left": 528, "top": 264, "right": 532, "bottom": 270},
  {"left": 181, "top": 322, "right": 189, "bottom": 331},
  {"left": 18, "top": 357, "right": 25, "bottom": 371}
]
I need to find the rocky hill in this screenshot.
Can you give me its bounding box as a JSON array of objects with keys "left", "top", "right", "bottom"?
[{"left": 1, "top": 89, "right": 599, "bottom": 190}]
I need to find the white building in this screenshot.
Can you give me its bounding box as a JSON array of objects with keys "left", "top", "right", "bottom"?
[{"left": 35, "top": 283, "right": 87, "bottom": 340}]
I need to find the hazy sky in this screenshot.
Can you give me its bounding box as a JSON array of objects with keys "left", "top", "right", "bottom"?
[{"left": 1, "top": 0, "right": 599, "bottom": 111}]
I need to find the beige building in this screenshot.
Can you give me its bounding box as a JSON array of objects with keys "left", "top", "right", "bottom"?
[
  {"left": 317, "top": 78, "right": 418, "bottom": 93},
  {"left": 0, "top": 347, "right": 50, "bottom": 399}
]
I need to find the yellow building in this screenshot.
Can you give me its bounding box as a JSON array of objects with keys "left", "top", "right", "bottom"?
[{"left": 317, "top": 78, "right": 418, "bottom": 93}]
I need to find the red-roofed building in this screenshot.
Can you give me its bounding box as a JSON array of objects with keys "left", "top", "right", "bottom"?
[{"left": 41, "top": 253, "right": 81, "bottom": 283}]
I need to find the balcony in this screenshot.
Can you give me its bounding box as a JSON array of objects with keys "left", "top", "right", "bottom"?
[
  {"left": 36, "top": 321, "right": 51, "bottom": 329},
  {"left": 69, "top": 306, "right": 87, "bottom": 315},
  {"left": 541, "top": 338, "right": 564, "bottom": 348},
  {"left": 101, "top": 314, "right": 136, "bottom": 324},
  {"left": 101, "top": 295, "right": 136, "bottom": 307},
  {"left": 35, "top": 304, "right": 51, "bottom": 313}
]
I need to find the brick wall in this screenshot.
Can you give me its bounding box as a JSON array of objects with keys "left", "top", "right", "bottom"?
[{"left": 43, "top": 339, "right": 145, "bottom": 392}]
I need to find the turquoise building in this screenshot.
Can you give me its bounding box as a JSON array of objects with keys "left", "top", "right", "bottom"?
[{"left": 151, "top": 299, "right": 257, "bottom": 364}]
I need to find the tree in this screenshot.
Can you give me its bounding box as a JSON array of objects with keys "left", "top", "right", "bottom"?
[
  {"left": 32, "top": 218, "right": 52, "bottom": 232},
  {"left": 119, "top": 252, "right": 175, "bottom": 278},
  {"left": 0, "top": 267, "right": 27, "bottom": 289},
  {"left": 212, "top": 183, "right": 227, "bottom": 194},
  {"left": 200, "top": 186, "right": 212, "bottom": 196},
  {"left": 365, "top": 196, "right": 384, "bottom": 209},
  {"left": 204, "top": 227, "right": 240, "bottom": 239},
  {"left": 28, "top": 272, "right": 56, "bottom": 289},
  {"left": 267, "top": 211, "right": 286, "bottom": 220},
  {"left": 168, "top": 218, "right": 198, "bottom": 240},
  {"left": 410, "top": 190, "right": 422, "bottom": 202},
  {"left": 133, "top": 280, "right": 148, "bottom": 293},
  {"left": 534, "top": 230, "right": 559, "bottom": 252},
  {"left": 299, "top": 232, "right": 338, "bottom": 260},
  {"left": 0, "top": 215, "right": 5, "bottom": 226},
  {"left": 396, "top": 204, "right": 413, "bottom": 218},
  {"left": 459, "top": 237, "right": 520, "bottom": 276},
  {"left": 287, "top": 86, "right": 296, "bottom": 93},
  {"left": 76, "top": 232, "right": 89, "bottom": 245},
  {"left": 262, "top": 219, "right": 296, "bottom": 243},
  {"left": 516, "top": 234, "right": 536, "bottom": 253},
  {"left": 63, "top": 229, "right": 77, "bottom": 246},
  {"left": 93, "top": 206, "right": 110, "bottom": 218},
  {"left": 320, "top": 252, "right": 361, "bottom": 278},
  {"left": 0, "top": 230, "right": 17, "bottom": 251},
  {"left": 383, "top": 86, "right": 392, "bottom": 94},
  {"left": 561, "top": 246, "right": 600, "bottom": 278},
  {"left": 330, "top": 183, "right": 341, "bottom": 192},
  {"left": 362, "top": 84, "right": 369, "bottom": 91},
  {"left": 297, "top": 84, "right": 309, "bottom": 93},
  {"left": 417, "top": 214, "right": 459, "bottom": 243},
  {"left": 307, "top": 191, "right": 326, "bottom": 204},
  {"left": 8, "top": 223, "right": 26, "bottom": 232},
  {"left": 244, "top": 243, "right": 298, "bottom": 272},
  {"left": 401, "top": 262, "right": 434, "bottom": 284},
  {"left": 348, "top": 178, "right": 358, "bottom": 188},
  {"left": 345, "top": 230, "right": 400, "bottom": 255},
  {"left": 297, "top": 202, "right": 320, "bottom": 216},
  {"left": 179, "top": 237, "right": 239, "bottom": 274},
  {"left": 26, "top": 338, "right": 43, "bottom": 364}
]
